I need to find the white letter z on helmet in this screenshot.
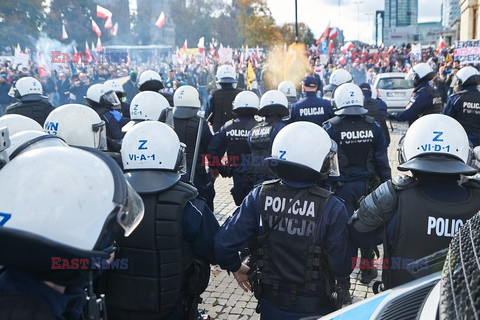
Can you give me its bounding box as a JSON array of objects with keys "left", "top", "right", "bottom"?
[
  {"left": 121, "top": 121, "right": 187, "bottom": 192},
  {"left": 333, "top": 83, "right": 367, "bottom": 115},
  {"left": 398, "top": 114, "right": 476, "bottom": 175},
  {"left": 266, "top": 121, "right": 339, "bottom": 182},
  {"left": 0, "top": 146, "right": 144, "bottom": 276},
  {"left": 216, "top": 65, "right": 236, "bottom": 84}
]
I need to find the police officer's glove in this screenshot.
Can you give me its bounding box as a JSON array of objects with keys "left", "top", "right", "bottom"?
[{"left": 386, "top": 112, "right": 397, "bottom": 120}]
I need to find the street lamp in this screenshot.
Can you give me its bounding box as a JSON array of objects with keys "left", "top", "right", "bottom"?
[
  {"left": 352, "top": 0, "right": 364, "bottom": 41},
  {"left": 295, "top": 0, "right": 298, "bottom": 42}
]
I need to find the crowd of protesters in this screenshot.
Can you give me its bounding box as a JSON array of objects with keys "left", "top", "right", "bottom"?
[{"left": 0, "top": 42, "right": 471, "bottom": 113}]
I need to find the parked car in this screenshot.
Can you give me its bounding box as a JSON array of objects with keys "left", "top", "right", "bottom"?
[{"left": 373, "top": 73, "right": 414, "bottom": 112}]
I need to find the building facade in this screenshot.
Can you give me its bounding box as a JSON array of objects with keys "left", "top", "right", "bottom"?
[{"left": 460, "top": 0, "right": 480, "bottom": 40}]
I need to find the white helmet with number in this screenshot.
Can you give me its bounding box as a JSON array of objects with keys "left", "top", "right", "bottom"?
[
  {"left": 456, "top": 66, "right": 480, "bottom": 87},
  {"left": 138, "top": 70, "right": 164, "bottom": 91},
  {"left": 7, "top": 130, "right": 67, "bottom": 161},
  {"left": 405, "top": 62, "right": 435, "bottom": 86},
  {"left": 333, "top": 83, "right": 367, "bottom": 115},
  {"left": 277, "top": 81, "right": 296, "bottom": 98},
  {"left": 258, "top": 90, "right": 289, "bottom": 117},
  {"left": 121, "top": 121, "right": 186, "bottom": 192},
  {"left": 0, "top": 146, "right": 144, "bottom": 276},
  {"left": 232, "top": 91, "right": 259, "bottom": 115},
  {"left": 173, "top": 85, "right": 201, "bottom": 119},
  {"left": 398, "top": 114, "right": 476, "bottom": 175},
  {"left": 329, "top": 69, "right": 353, "bottom": 87},
  {"left": 9, "top": 77, "right": 43, "bottom": 98},
  {"left": 44, "top": 104, "right": 107, "bottom": 149},
  {"left": 123, "top": 91, "right": 171, "bottom": 132},
  {"left": 216, "top": 65, "right": 236, "bottom": 84},
  {"left": 267, "top": 121, "right": 339, "bottom": 181},
  {"left": 0, "top": 114, "right": 43, "bottom": 135}
]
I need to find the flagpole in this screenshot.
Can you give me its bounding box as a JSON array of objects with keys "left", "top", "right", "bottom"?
[{"left": 295, "top": 0, "right": 298, "bottom": 43}]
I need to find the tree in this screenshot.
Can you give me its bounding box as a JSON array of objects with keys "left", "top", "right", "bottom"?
[
  {"left": 233, "top": 0, "right": 282, "bottom": 47},
  {"left": 170, "top": 0, "right": 226, "bottom": 48},
  {"left": 43, "top": 0, "right": 98, "bottom": 51},
  {"left": 0, "top": 0, "right": 45, "bottom": 51},
  {"left": 277, "top": 22, "right": 315, "bottom": 46}
]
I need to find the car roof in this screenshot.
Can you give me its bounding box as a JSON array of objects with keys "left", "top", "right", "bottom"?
[{"left": 375, "top": 72, "right": 407, "bottom": 79}]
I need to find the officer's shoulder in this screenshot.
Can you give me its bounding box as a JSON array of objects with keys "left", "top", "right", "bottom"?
[
  {"left": 460, "top": 177, "right": 480, "bottom": 189},
  {"left": 224, "top": 119, "right": 234, "bottom": 127},
  {"left": 391, "top": 174, "right": 418, "bottom": 190},
  {"left": 324, "top": 116, "right": 341, "bottom": 126},
  {"left": 262, "top": 178, "right": 281, "bottom": 186},
  {"left": 364, "top": 115, "right": 375, "bottom": 124}
]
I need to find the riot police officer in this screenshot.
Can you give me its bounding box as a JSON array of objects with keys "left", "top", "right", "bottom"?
[
  {"left": 138, "top": 69, "right": 174, "bottom": 123},
  {"left": 6, "top": 76, "right": 54, "bottom": 126},
  {"left": 443, "top": 66, "right": 480, "bottom": 147},
  {"left": 85, "top": 83, "right": 128, "bottom": 152},
  {"left": 208, "top": 91, "right": 259, "bottom": 205},
  {"left": 215, "top": 121, "right": 355, "bottom": 319},
  {"left": 277, "top": 80, "right": 298, "bottom": 106},
  {"left": 359, "top": 83, "right": 390, "bottom": 146},
  {"left": 106, "top": 121, "right": 219, "bottom": 319},
  {"left": 323, "top": 83, "right": 391, "bottom": 288},
  {"left": 248, "top": 90, "right": 289, "bottom": 185},
  {"left": 105, "top": 79, "right": 130, "bottom": 120},
  {"left": 205, "top": 64, "right": 242, "bottom": 132},
  {"left": 349, "top": 114, "right": 480, "bottom": 289},
  {"left": 0, "top": 146, "right": 144, "bottom": 319},
  {"left": 173, "top": 85, "right": 215, "bottom": 211},
  {"left": 287, "top": 75, "right": 334, "bottom": 126},
  {"left": 389, "top": 62, "right": 443, "bottom": 125}
]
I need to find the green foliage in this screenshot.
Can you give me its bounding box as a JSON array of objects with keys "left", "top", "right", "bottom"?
[{"left": 0, "top": 0, "right": 45, "bottom": 50}]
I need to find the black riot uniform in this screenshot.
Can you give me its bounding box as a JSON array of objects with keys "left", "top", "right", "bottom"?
[
  {"left": 248, "top": 117, "right": 285, "bottom": 186},
  {"left": 208, "top": 114, "right": 258, "bottom": 205},
  {"left": 350, "top": 114, "right": 480, "bottom": 289},
  {"left": 206, "top": 84, "right": 242, "bottom": 132},
  {"left": 444, "top": 84, "right": 480, "bottom": 147},
  {"left": 6, "top": 95, "right": 54, "bottom": 126},
  {"left": 173, "top": 110, "right": 215, "bottom": 211}
]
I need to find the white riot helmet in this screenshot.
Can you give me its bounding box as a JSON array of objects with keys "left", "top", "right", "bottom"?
[
  {"left": 7, "top": 130, "right": 67, "bottom": 161},
  {"left": 173, "top": 85, "right": 201, "bottom": 119},
  {"left": 277, "top": 81, "right": 297, "bottom": 99},
  {"left": 44, "top": 104, "right": 107, "bottom": 150},
  {"left": 398, "top": 114, "right": 476, "bottom": 175},
  {"left": 329, "top": 69, "right": 353, "bottom": 87},
  {"left": 258, "top": 90, "right": 289, "bottom": 117},
  {"left": 216, "top": 65, "right": 236, "bottom": 84},
  {"left": 0, "top": 147, "right": 144, "bottom": 278},
  {"left": 267, "top": 121, "right": 339, "bottom": 182},
  {"left": 104, "top": 79, "right": 127, "bottom": 102},
  {"left": 85, "top": 83, "right": 121, "bottom": 110},
  {"left": 232, "top": 91, "right": 259, "bottom": 116},
  {"left": 455, "top": 66, "right": 480, "bottom": 87},
  {"left": 121, "top": 121, "right": 187, "bottom": 192},
  {"left": 333, "top": 83, "right": 367, "bottom": 115},
  {"left": 9, "top": 77, "right": 43, "bottom": 98},
  {"left": 138, "top": 70, "right": 164, "bottom": 91},
  {"left": 129, "top": 91, "right": 170, "bottom": 121},
  {"left": 405, "top": 62, "right": 435, "bottom": 86},
  {"left": 0, "top": 126, "right": 10, "bottom": 168},
  {"left": 0, "top": 114, "right": 43, "bottom": 135}
]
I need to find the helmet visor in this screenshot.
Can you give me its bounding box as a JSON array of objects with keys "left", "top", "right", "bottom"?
[
  {"left": 405, "top": 69, "right": 416, "bottom": 81},
  {"left": 115, "top": 181, "right": 145, "bottom": 237},
  {"left": 328, "top": 140, "right": 340, "bottom": 177},
  {"left": 92, "top": 121, "right": 107, "bottom": 150},
  {"left": 103, "top": 90, "right": 121, "bottom": 110},
  {"left": 177, "top": 143, "right": 187, "bottom": 175}
]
